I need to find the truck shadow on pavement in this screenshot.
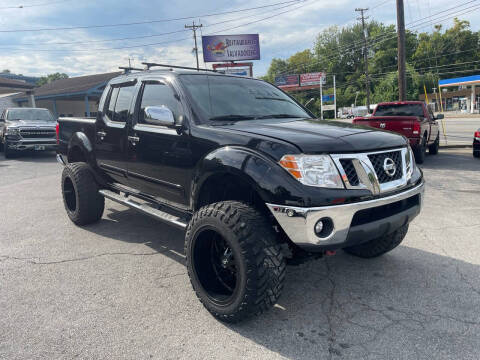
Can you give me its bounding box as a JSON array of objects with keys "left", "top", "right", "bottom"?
[
  {"left": 420, "top": 150, "right": 480, "bottom": 172},
  {"left": 82, "top": 207, "right": 480, "bottom": 359},
  {"left": 0, "top": 151, "right": 57, "bottom": 163}
]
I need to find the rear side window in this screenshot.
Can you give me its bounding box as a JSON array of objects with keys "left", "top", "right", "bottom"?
[
  {"left": 375, "top": 104, "right": 424, "bottom": 117},
  {"left": 104, "top": 85, "right": 135, "bottom": 123}
]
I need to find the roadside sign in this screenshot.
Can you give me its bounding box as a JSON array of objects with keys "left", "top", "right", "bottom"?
[
  {"left": 202, "top": 34, "right": 260, "bottom": 62},
  {"left": 322, "top": 104, "right": 336, "bottom": 111},
  {"left": 300, "top": 72, "right": 326, "bottom": 86},
  {"left": 322, "top": 94, "right": 335, "bottom": 102},
  {"left": 275, "top": 74, "right": 300, "bottom": 88}
]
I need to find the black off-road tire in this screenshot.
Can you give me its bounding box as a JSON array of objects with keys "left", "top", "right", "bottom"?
[
  {"left": 413, "top": 139, "right": 426, "bottom": 164},
  {"left": 343, "top": 224, "right": 409, "bottom": 258},
  {"left": 429, "top": 134, "right": 440, "bottom": 155},
  {"left": 185, "top": 201, "right": 286, "bottom": 323},
  {"left": 474, "top": 150, "right": 480, "bottom": 158},
  {"left": 4, "top": 141, "right": 15, "bottom": 158},
  {"left": 61, "top": 162, "right": 104, "bottom": 225}
]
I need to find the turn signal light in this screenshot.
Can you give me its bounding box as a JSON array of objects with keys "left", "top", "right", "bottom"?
[
  {"left": 279, "top": 155, "right": 301, "bottom": 179},
  {"left": 55, "top": 123, "right": 59, "bottom": 144}
]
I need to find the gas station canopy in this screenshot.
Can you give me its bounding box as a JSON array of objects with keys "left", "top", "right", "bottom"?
[{"left": 439, "top": 74, "right": 480, "bottom": 88}]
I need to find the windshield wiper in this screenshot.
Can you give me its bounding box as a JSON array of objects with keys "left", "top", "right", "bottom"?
[
  {"left": 255, "top": 114, "right": 310, "bottom": 119},
  {"left": 209, "top": 115, "right": 256, "bottom": 121}
]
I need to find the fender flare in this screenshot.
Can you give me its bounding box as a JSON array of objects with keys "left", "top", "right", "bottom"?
[
  {"left": 190, "top": 146, "right": 305, "bottom": 210},
  {"left": 67, "top": 132, "right": 95, "bottom": 165}
]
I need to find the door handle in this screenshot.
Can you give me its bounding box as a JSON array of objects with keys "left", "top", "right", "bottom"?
[
  {"left": 97, "top": 131, "right": 107, "bottom": 140},
  {"left": 128, "top": 136, "right": 140, "bottom": 145}
]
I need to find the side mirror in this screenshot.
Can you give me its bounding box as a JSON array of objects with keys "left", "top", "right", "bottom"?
[
  {"left": 436, "top": 114, "right": 444, "bottom": 120},
  {"left": 144, "top": 106, "right": 175, "bottom": 127}
]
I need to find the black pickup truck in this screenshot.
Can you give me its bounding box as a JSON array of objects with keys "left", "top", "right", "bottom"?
[{"left": 57, "top": 67, "right": 424, "bottom": 322}]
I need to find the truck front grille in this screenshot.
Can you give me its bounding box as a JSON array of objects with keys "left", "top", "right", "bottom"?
[
  {"left": 339, "top": 159, "right": 360, "bottom": 186},
  {"left": 331, "top": 148, "right": 409, "bottom": 195},
  {"left": 368, "top": 151, "right": 403, "bottom": 183},
  {"left": 20, "top": 129, "right": 56, "bottom": 139}
]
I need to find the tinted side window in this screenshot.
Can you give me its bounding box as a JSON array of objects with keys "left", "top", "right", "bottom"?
[
  {"left": 105, "top": 87, "right": 119, "bottom": 121},
  {"left": 114, "top": 86, "right": 135, "bottom": 123},
  {"left": 139, "top": 83, "right": 181, "bottom": 124}
]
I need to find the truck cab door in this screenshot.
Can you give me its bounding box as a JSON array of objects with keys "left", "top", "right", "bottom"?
[
  {"left": 126, "top": 79, "right": 193, "bottom": 208},
  {"left": 95, "top": 81, "right": 137, "bottom": 183}
]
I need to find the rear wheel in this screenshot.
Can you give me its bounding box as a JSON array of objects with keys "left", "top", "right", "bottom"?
[
  {"left": 185, "top": 201, "right": 285, "bottom": 323},
  {"left": 429, "top": 134, "right": 440, "bottom": 155},
  {"left": 343, "top": 224, "right": 408, "bottom": 258},
  {"left": 413, "top": 138, "right": 426, "bottom": 164},
  {"left": 61, "top": 162, "right": 104, "bottom": 225}
]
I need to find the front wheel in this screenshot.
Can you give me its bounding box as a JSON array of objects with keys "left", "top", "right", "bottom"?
[
  {"left": 61, "top": 162, "right": 105, "bottom": 225},
  {"left": 4, "top": 141, "right": 15, "bottom": 158},
  {"left": 429, "top": 134, "right": 440, "bottom": 155},
  {"left": 413, "top": 139, "right": 426, "bottom": 164},
  {"left": 185, "top": 201, "right": 285, "bottom": 323},
  {"left": 343, "top": 224, "right": 408, "bottom": 258}
]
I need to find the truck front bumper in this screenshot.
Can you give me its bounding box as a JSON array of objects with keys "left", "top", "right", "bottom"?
[
  {"left": 267, "top": 181, "right": 424, "bottom": 252},
  {"left": 6, "top": 139, "right": 57, "bottom": 151}
]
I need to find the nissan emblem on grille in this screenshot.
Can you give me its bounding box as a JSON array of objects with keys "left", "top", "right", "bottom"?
[
  {"left": 383, "top": 157, "right": 396, "bottom": 177},
  {"left": 380, "top": 123, "right": 386, "bottom": 128}
]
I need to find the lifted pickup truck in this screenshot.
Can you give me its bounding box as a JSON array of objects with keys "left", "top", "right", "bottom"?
[
  {"left": 57, "top": 67, "right": 424, "bottom": 322},
  {"left": 353, "top": 101, "right": 442, "bottom": 164},
  {"left": 0, "top": 107, "right": 57, "bottom": 158}
]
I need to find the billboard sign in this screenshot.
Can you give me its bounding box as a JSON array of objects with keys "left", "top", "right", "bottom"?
[
  {"left": 274, "top": 74, "right": 299, "bottom": 88},
  {"left": 300, "top": 72, "right": 326, "bottom": 86},
  {"left": 202, "top": 34, "right": 260, "bottom": 62}
]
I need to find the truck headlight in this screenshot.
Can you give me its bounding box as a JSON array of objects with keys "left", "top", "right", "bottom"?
[
  {"left": 279, "top": 154, "right": 344, "bottom": 188},
  {"left": 5, "top": 127, "right": 19, "bottom": 135},
  {"left": 406, "top": 145, "right": 415, "bottom": 180}
]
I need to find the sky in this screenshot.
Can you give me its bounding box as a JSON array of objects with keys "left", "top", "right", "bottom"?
[{"left": 0, "top": 0, "right": 479, "bottom": 78}]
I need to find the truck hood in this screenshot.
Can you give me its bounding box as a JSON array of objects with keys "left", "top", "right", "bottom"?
[
  {"left": 223, "top": 118, "right": 407, "bottom": 153},
  {"left": 5, "top": 120, "right": 56, "bottom": 128}
]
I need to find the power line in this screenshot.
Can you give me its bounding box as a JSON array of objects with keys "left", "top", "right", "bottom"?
[
  {"left": 1, "top": 1, "right": 310, "bottom": 52},
  {"left": 0, "top": 0, "right": 298, "bottom": 48},
  {"left": 0, "top": 0, "right": 72, "bottom": 10},
  {"left": 0, "top": 0, "right": 304, "bottom": 32}
]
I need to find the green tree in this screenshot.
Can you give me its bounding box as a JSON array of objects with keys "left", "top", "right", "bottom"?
[{"left": 36, "top": 73, "right": 69, "bottom": 86}]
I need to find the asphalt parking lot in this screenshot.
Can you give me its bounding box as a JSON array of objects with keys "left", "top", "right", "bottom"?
[{"left": 1, "top": 148, "right": 479, "bottom": 360}]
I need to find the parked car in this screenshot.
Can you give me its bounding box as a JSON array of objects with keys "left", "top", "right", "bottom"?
[
  {"left": 353, "top": 101, "right": 442, "bottom": 164},
  {"left": 0, "top": 107, "right": 57, "bottom": 158},
  {"left": 56, "top": 67, "right": 424, "bottom": 322},
  {"left": 474, "top": 129, "right": 480, "bottom": 158}
]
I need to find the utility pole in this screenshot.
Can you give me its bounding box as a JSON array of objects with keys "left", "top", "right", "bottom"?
[
  {"left": 356, "top": 7, "right": 371, "bottom": 113},
  {"left": 396, "top": 0, "right": 407, "bottom": 101},
  {"left": 185, "top": 21, "right": 203, "bottom": 70}
]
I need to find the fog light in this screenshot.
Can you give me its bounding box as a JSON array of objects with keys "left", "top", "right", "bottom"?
[
  {"left": 286, "top": 209, "right": 296, "bottom": 217},
  {"left": 314, "top": 217, "right": 334, "bottom": 239}
]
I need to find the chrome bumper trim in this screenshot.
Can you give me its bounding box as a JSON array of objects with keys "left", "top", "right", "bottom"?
[{"left": 267, "top": 182, "right": 424, "bottom": 248}]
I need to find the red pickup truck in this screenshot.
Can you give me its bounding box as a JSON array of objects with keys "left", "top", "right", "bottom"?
[{"left": 353, "top": 101, "right": 442, "bottom": 164}]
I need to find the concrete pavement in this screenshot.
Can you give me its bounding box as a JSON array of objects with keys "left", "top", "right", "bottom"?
[{"left": 1, "top": 150, "right": 479, "bottom": 359}]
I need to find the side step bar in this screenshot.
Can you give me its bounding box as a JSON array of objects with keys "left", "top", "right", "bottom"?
[{"left": 99, "top": 190, "right": 188, "bottom": 230}]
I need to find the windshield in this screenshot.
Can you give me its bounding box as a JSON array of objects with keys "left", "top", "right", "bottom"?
[
  {"left": 179, "top": 74, "right": 312, "bottom": 122},
  {"left": 7, "top": 108, "right": 54, "bottom": 122},
  {"left": 374, "top": 104, "right": 424, "bottom": 117}
]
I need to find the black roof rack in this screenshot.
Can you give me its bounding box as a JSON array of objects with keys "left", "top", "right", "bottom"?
[
  {"left": 119, "top": 66, "right": 144, "bottom": 73},
  {"left": 141, "top": 62, "right": 217, "bottom": 73}
]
